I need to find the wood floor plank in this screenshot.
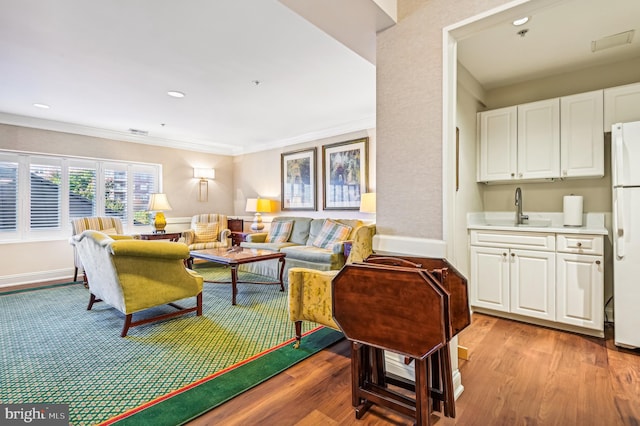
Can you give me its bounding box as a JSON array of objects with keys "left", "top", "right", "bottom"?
[{"left": 187, "top": 314, "right": 640, "bottom": 425}]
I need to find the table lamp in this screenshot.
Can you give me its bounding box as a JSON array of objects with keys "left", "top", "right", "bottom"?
[
  {"left": 245, "top": 197, "right": 273, "bottom": 231},
  {"left": 359, "top": 192, "right": 376, "bottom": 214},
  {"left": 148, "top": 193, "right": 173, "bottom": 233}
]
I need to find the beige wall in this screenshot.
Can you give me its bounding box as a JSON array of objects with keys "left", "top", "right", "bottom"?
[
  {"left": 376, "top": 0, "right": 509, "bottom": 241},
  {"left": 233, "top": 129, "right": 376, "bottom": 222},
  {"left": 0, "top": 124, "right": 234, "bottom": 285}
]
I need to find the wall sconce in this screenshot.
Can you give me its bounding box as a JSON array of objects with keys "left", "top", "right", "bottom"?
[
  {"left": 193, "top": 168, "right": 215, "bottom": 202},
  {"left": 245, "top": 197, "right": 273, "bottom": 231},
  {"left": 359, "top": 192, "right": 376, "bottom": 214},
  {"left": 147, "top": 193, "right": 173, "bottom": 233}
]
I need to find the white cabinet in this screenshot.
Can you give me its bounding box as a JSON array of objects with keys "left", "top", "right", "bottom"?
[
  {"left": 477, "top": 106, "right": 517, "bottom": 181},
  {"left": 477, "top": 89, "right": 606, "bottom": 183},
  {"left": 560, "top": 90, "right": 604, "bottom": 178},
  {"left": 517, "top": 98, "right": 560, "bottom": 180},
  {"left": 469, "top": 230, "right": 604, "bottom": 335},
  {"left": 510, "top": 249, "right": 556, "bottom": 321},
  {"left": 556, "top": 234, "right": 604, "bottom": 331},
  {"left": 477, "top": 100, "right": 559, "bottom": 182},
  {"left": 470, "top": 231, "right": 555, "bottom": 321},
  {"left": 604, "top": 82, "right": 640, "bottom": 131}
]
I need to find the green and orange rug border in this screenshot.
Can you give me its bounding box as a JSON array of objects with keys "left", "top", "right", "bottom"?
[{"left": 101, "top": 326, "right": 344, "bottom": 426}]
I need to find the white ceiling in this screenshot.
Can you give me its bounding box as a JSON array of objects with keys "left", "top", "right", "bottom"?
[
  {"left": 457, "top": 0, "right": 640, "bottom": 90},
  {"left": 0, "top": 0, "right": 380, "bottom": 155},
  {"left": 2, "top": 0, "right": 638, "bottom": 156}
]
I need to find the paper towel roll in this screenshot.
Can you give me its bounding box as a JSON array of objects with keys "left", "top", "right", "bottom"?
[{"left": 563, "top": 195, "right": 583, "bottom": 227}]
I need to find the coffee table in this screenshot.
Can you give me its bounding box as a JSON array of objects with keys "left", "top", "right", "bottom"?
[{"left": 187, "top": 247, "right": 286, "bottom": 305}]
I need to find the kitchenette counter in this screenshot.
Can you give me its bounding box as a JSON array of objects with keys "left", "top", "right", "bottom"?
[{"left": 467, "top": 212, "right": 608, "bottom": 236}]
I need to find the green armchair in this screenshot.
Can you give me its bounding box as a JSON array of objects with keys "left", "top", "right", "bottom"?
[{"left": 70, "top": 230, "right": 204, "bottom": 337}]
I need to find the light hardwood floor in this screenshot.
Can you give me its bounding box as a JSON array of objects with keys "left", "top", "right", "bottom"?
[{"left": 187, "top": 313, "right": 640, "bottom": 426}]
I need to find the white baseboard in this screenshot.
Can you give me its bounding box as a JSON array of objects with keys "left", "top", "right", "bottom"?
[
  {"left": 0, "top": 268, "right": 75, "bottom": 288},
  {"left": 373, "top": 234, "right": 447, "bottom": 258}
]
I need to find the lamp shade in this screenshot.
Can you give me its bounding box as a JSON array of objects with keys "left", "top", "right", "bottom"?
[
  {"left": 148, "top": 193, "right": 173, "bottom": 211},
  {"left": 194, "top": 168, "right": 215, "bottom": 179},
  {"left": 359, "top": 192, "right": 376, "bottom": 213},
  {"left": 246, "top": 198, "right": 273, "bottom": 213}
]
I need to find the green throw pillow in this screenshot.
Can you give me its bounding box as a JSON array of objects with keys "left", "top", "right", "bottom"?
[
  {"left": 265, "top": 220, "right": 294, "bottom": 243},
  {"left": 311, "top": 219, "right": 352, "bottom": 250}
]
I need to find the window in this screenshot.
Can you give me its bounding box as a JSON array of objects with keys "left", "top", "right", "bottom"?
[
  {"left": 0, "top": 151, "right": 161, "bottom": 241},
  {"left": 0, "top": 158, "right": 18, "bottom": 232}
]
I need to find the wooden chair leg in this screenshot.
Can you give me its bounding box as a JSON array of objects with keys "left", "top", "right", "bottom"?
[
  {"left": 74, "top": 267, "right": 78, "bottom": 282},
  {"left": 293, "top": 321, "right": 303, "bottom": 348},
  {"left": 121, "top": 314, "right": 132, "bottom": 337},
  {"left": 196, "top": 292, "right": 203, "bottom": 316},
  {"left": 87, "top": 293, "right": 97, "bottom": 310}
]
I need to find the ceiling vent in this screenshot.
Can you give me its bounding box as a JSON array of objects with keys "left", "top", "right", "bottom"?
[
  {"left": 128, "top": 128, "right": 149, "bottom": 136},
  {"left": 591, "top": 30, "right": 635, "bottom": 52}
]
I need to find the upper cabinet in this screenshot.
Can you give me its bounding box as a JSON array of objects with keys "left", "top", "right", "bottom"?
[
  {"left": 477, "top": 106, "right": 517, "bottom": 181},
  {"left": 560, "top": 90, "right": 604, "bottom": 178},
  {"left": 477, "top": 89, "right": 605, "bottom": 183},
  {"left": 604, "top": 82, "right": 640, "bottom": 131},
  {"left": 517, "top": 98, "right": 560, "bottom": 180},
  {"left": 477, "top": 99, "right": 560, "bottom": 182}
]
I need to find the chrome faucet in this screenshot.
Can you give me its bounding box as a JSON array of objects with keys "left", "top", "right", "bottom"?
[{"left": 515, "top": 187, "right": 529, "bottom": 225}]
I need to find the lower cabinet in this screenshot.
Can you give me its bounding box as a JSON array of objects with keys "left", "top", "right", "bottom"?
[
  {"left": 556, "top": 253, "right": 604, "bottom": 330},
  {"left": 470, "top": 230, "right": 604, "bottom": 335}
]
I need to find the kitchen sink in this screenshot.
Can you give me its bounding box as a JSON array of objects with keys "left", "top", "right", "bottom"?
[{"left": 484, "top": 219, "right": 552, "bottom": 228}]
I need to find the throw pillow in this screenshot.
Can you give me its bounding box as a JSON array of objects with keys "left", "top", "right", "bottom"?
[
  {"left": 312, "top": 219, "right": 352, "bottom": 250},
  {"left": 194, "top": 222, "right": 219, "bottom": 243},
  {"left": 265, "top": 220, "right": 294, "bottom": 243}
]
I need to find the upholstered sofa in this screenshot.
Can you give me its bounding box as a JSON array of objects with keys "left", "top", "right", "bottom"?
[
  {"left": 70, "top": 230, "right": 203, "bottom": 337},
  {"left": 239, "top": 216, "right": 375, "bottom": 281}
]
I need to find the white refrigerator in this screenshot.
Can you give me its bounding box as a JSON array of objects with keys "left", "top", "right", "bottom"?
[{"left": 612, "top": 120, "right": 640, "bottom": 348}]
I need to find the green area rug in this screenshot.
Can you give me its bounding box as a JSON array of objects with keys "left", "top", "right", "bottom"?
[{"left": 0, "top": 265, "right": 344, "bottom": 426}]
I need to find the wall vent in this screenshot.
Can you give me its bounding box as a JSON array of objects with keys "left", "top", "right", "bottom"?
[
  {"left": 591, "top": 30, "right": 635, "bottom": 52},
  {"left": 128, "top": 128, "right": 149, "bottom": 136}
]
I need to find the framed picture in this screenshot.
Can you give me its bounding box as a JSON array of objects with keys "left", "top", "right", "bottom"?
[
  {"left": 281, "top": 147, "right": 317, "bottom": 210},
  {"left": 322, "top": 137, "right": 368, "bottom": 210}
]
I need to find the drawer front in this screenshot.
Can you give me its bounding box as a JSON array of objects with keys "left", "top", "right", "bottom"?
[
  {"left": 556, "top": 234, "right": 603, "bottom": 255},
  {"left": 470, "top": 230, "right": 555, "bottom": 251}
]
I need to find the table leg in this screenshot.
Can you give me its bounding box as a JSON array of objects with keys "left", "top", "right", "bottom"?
[
  {"left": 231, "top": 264, "right": 238, "bottom": 305},
  {"left": 278, "top": 257, "right": 286, "bottom": 292}
]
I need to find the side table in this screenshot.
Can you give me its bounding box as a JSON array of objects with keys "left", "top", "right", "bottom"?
[
  {"left": 230, "top": 231, "right": 251, "bottom": 246},
  {"left": 139, "top": 232, "right": 181, "bottom": 242}
]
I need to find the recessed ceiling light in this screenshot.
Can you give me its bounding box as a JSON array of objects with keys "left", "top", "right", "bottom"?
[
  {"left": 513, "top": 17, "right": 529, "bottom": 26},
  {"left": 167, "top": 91, "right": 185, "bottom": 98},
  {"left": 251, "top": 80, "right": 261, "bottom": 86},
  {"left": 33, "top": 103, "right": 50, "bottom": 109}
]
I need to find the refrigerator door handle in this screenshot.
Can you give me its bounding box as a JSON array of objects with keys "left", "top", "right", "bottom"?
[
  {"left": 614, "top": 188, "right": 625, "bottom": 260},
  {"left": 614, "top": 125, "right": 624, "bottom": 186}
]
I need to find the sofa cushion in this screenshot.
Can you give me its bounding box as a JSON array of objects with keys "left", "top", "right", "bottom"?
[
  {"left": 281, "top": 245, "right": 341, "bottom": 265},
  {"left": 194, "top": 222, "right": 219, "bottom": 243},
  {"left": 241, "top": 241, "right": 298, "bottom": 252},
  {"left": 274, "top": 216, "right": 313, "bottom": 245},
  {"left": 311, "top": 219, "right": 352, "bottom": 250},
  {"left": 265, "top": 220, "right": 294, "bottom": 243}
]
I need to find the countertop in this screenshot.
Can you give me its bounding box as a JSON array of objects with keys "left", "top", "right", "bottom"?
[{"left": 467, "top": 212, "right": 608, "bottom": 236}]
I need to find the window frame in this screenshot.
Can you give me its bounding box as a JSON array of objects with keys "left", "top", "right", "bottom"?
[{"left": 0, "top": 150, "right": 162, "bottom": 242}]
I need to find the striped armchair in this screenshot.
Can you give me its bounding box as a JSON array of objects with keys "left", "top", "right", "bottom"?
[
  {"left": 71, "top": 216, "right": 126, "bottom": 282},
  {"left": 180, "top": 214, "right": 231, "bottom": 250}
]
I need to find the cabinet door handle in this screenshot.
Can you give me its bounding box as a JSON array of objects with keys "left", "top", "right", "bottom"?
[
  {"left": 596, "top": 260, "right": 601, "bottom": 265},
  {"left": 577, "top": 242, "right": 582, "bottom": 247},
  {"left": 510, "top": 173, "right": 515, "bottom": 177},
  {"left": 502, "top": 252, "right": 507, "bottom": 257},
  {"left": 511, "top": 253, "right": 515, "bottom": 257}
]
